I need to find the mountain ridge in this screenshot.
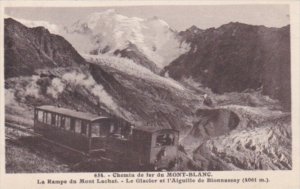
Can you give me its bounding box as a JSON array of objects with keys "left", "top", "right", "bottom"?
[
  {"left": 164, "top": 22, "right": 290, "bottom": 109},
  {"left": 4, "top": 18, "right": 86, "bottom": 78}
]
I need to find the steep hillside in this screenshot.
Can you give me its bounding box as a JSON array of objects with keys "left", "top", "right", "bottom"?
[
  {"left": 113, "top": 43, "right": 160, "bottom": 74},
  {"left": 164, "top": 23, "right": 290, "bottom": 109},
  {"left": 4, "top": 18, "right": 85, "bottom": 78},
  {"left": 85, "top": 54, "right": 201, "bottom": 129}
]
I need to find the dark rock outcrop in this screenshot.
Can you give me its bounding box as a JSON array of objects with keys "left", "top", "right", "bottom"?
[
  {"left": 164, "top": 22, "right": 290, "bottom": 109},
  {"left": 5, "top": 18, "right": 86, "bottom": 78},
  {"left": 113, "top": 43, "right": 160, "bottom": 74}
]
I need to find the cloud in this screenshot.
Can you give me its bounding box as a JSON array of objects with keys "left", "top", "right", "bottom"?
[
  {"left": 47, "top": 78, "right": 65, "bottom": 99},
  {"left": 24, "top": 75, "right": 41, "bottom": 98},
  {"left": 61, "top": 71, "right": 121, "bottom": 115}
]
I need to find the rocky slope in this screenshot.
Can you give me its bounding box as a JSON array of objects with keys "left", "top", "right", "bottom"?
[
  {"left": 193, "top": 109, "right": 291, "bottom": 170},
  {"left": 4, "top": 18, "right": 85, "bottom": 78},
  {"left": 85, "top": 54, "right": 201, "bottom": 129},
  {"left": 113, "top": 43, "right": 160, "bottom": 74},
  {"left": 164, "top": 23, "right": 290, "bottom": 109}
]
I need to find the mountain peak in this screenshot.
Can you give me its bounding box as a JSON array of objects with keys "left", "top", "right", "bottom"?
[
  {"left": 5, "top": 17, "right": 26, "bottom": 28},
  {"left": 188, "top": 25, "right": 201, "bottom": 30},
  {"left": 5, "top": 16, "right": 61, "bottom": 34},
  {"left": 65, "top": 10, "right": 189, "bottom": 69},
  {"left": 178, "top": 25, "right": 203, "bottom": 41},
  {"left": 219, "top": 21, "right": 257, "bottom": 30},
  {"left": 188, "top": 25, "right": 203, "bottom": 34},
  {"left": 5, "top": 18, "right": 85, "bottom": 78}
]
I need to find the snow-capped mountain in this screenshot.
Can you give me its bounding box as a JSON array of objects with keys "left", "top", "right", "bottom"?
[
  {"left": 5, "top": 10, "right": 190, "bottom": 70},
  {"left": 64, "top": 9, "right": 190, "bottom": 69}
]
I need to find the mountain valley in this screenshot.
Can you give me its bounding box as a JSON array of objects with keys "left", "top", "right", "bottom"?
[{"left": 4, "top": 12, "right": 291, "bottom": 171}]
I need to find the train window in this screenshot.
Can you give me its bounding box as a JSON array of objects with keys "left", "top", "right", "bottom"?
[
  {"left": 91, "top": 123, "right": 101, "bottom": 137},
  {"left": 122, "top": 125, "right": 134, "bottom": 139},
  {"left": 109, "top": 123, "right": 124, "bottom": 138},
  {"left": 70, "top": 118, "right": 75, "bottom": 131},
  {"left": 60, "top": 116, "right": 66, "bottom": 129},
  {"left": 37, "top": 111, "right": 43, "bottom": 122},
  {"left": 115, "top": 126, "right": 122, "bottom": 135},
  {"left": 100, "top": 122, "right": 110, "bottom": 137},
  {"left": 55, "top": 115, "right": 61, "bottom": 127},
  {"left": 156, "top": 134, "right": 175, "bottom": 146},
  {"left": 109, "top": 123, "right": 115, "bottom": 134},
  {"left": 34, "top": 110, "right": 38, "bottom": 120},
  {"left": 43, "top": 112, "right": 47, "bottom": 123},
  {"left": 75, "top": 119, "right": 81, "bottom": 133},
  {"left": 81, "top": 121, "right": 88, "bottom": 135},
  {"left": 46, "top": 112, "right": 52, "bottom": 125},
  {"left": 51, "top": 114, "right": 56, "bottom": 125},
  {"left": 64, "top": 117, "right": 71, "bottom": 130},
  {"left": 85, "top": 124, "right": 90, "bottom": 135}
]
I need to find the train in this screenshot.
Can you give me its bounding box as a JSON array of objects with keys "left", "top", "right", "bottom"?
[{"left": 33, "top": 105, "right": 179, "bottom": 170}]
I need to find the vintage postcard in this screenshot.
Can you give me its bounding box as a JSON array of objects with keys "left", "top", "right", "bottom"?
[{"left": 0, "top": 0, "right": 299, "bottom": 189}]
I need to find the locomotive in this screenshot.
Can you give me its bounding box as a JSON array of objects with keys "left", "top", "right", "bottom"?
[{"left": 34, "top": 105, "right": 179, "bottom": 170}]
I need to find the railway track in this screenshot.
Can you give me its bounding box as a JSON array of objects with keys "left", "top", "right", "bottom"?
[
  {"left": 5, "top": 135, "right": 18, "bottom": 141},
  {"left": 5, "top": 121, "right": 88, "bottom": 156},
  {"left": 5, "top": 122, "right": 35, "bottom": 135},
  {"left": 5, "top": 121, "right": 38, "bottom": 146}
]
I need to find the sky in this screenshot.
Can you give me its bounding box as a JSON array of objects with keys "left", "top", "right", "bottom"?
[{"left": 5, "top": 5, "right": 289, "bottom": 31}]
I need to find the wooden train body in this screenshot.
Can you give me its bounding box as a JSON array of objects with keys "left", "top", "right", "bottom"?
[{"left": 34, "top": 105, "right": 179, "bottom": 170}]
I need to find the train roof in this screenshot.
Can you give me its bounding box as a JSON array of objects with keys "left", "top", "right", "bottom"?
[
  {"left": 35, "top": 105, "right": 108, "bottom": 121},
  {"left": 35, "top": 106, "right": 179, "bottom": 134},
  {"left": 133, "top": 126, "right": 179, "bottom": 134}
]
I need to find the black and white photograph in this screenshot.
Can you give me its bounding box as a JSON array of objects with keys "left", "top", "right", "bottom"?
[{"left": 2, "top": 3, "right": 294, "bottom": 175}]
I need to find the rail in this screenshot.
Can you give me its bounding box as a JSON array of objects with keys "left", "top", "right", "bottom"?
[{"left": 5, "top": 121, "right": 87, "bottom": 156}]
